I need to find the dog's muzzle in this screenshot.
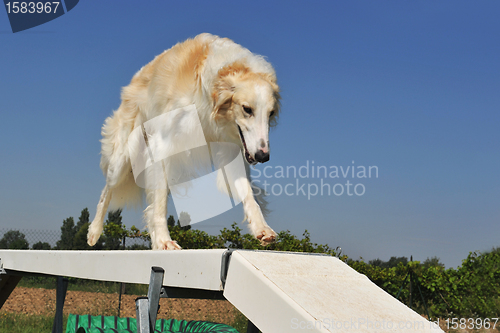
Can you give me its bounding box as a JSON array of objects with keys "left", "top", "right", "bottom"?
[{"left": 254, "top": 150, "right": 270, "bottom": 163}]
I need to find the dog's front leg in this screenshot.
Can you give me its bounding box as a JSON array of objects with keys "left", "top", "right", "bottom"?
[
  {"left": 233, "top": 176, "right": 277, "bottom": 245},
  {"left": 145, "top": 188, "right": 181, "bottom": 250}
]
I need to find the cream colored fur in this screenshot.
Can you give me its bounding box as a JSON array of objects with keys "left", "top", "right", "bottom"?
[{"left": 87, "top": 33, "right": 280, "bottom": 250}]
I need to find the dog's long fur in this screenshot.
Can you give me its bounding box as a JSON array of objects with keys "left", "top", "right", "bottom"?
[{"left": 87, "top": 33, "right": 280, "bottom": 250}]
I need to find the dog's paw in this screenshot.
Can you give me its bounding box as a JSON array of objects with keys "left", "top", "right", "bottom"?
[
  {"left": 164, "top": 240, "right": 182, "bottom": 250},
  {"left": 153, "top": 239, "right": 182, "bottom": 250},
  {"left": 255, "top": 227, "right": 277, "bottom": 245},
  {"left": 87, "top": 224, "right": 102, "bottom": 246}
]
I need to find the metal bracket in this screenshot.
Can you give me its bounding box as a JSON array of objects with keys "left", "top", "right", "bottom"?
[
  {"left": 52, "top": 276, "right": 69, "bottom": 333},
  {"left": 136, "top": 266, "right": 164, "bottom": 333},
  {"left": 147, "top": 266, "right": 164, "bottom": 329},
  {"left": 135, "top": 297, "right": 150, "bottom": 333},
  {"left": 135, "top": 252, "right": 244, "bottom": 333},
  {"left": 0, "top": 258, "right": 6, "bottom": 274},
  {"left": 220, "top": 249, "right": 234, "bottom": 288}
]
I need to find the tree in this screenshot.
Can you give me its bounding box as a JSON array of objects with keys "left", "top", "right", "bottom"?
[
  {"left": 369, "top": 256, "right": 408, "bottom": 268},
  {"left": 483, "top": 246, "right": 500, "bottom": 255},
  {"left": 75, "top": 208, "right": 90, "bottom": 232},
  {"left": 422, "top": 256, "right": 445, "bottom": 269},
  {"left": 386, "top": 256, "right": 408, "bottom": 267},
  {"left": 167, "top": 215, "right": 176, "bottom": 228},
  {"left": 71, "top": 208, "right": 97, "bottom": 250},
  {"left": 0, "top": 230, "right": 29, "bottom": 249},
  {"left": 73, "top": 222, "right": 101, "bottom": 250},
  {"left": 103, "top": 210, "right": 126, "bottom": 250},
  {"left": 56, "top": 217, "right": 76, "bottom": 250},
  {"left": 127, "top": 243, "right": 150, "bottom": 250},
  {"left": 369, "top": 258, "right": 384, "bottom": 267},
  {"left": 32, "top": 241, "right": 51, "bottom": 250}
]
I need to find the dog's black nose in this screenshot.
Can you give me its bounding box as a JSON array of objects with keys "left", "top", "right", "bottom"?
[{"left": 255, "top": 150, "right": 270, "bottom": 163}]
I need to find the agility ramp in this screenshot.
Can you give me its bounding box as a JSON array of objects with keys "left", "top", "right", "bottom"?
[{"left": 0, "top": 249, "right": 443, "bottom": 332}]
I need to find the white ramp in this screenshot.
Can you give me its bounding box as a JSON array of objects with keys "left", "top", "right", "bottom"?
[
  {"left": 0, "top": 249, "right": 226, "bottom": 290},
  {"left": 0, "top": 249, "right": 443, "bottom": 332},
  {"left": 223, "top": 251, "right": 442, "bottom": 333}
]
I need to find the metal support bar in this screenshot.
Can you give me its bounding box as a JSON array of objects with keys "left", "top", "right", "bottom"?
[
  {"left": 118, "top": 282, "right": 125, "bottom": 317},
  {"left": 0, "top": 273, "right": 22, "bottom": 308},
  {"left": 135, "top": 267, "right": 165, "bottom": 333},
  {"left": 52, "top": 276, "right": 69, "bottom": 333},
  {"left": 415, "top": 274, "right": 432, "bottom": 321},
  {"left": 396, "top": 271, "right": 409, "bottom": 300},
  {"left": 147, "top": 267, "right": 164, "bottom": 331},
  {"left": 135, "top": 297, "right": 150, "bottom": 333}
]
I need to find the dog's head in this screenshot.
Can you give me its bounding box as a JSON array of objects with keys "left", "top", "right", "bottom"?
[{"left": 212, "top": 62, "right": 280, "bottom": 165}]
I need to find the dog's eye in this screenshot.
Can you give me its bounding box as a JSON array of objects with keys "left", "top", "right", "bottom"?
[
  {"left": 243, "top": 106, "right": 253, "bottom": 115},
  {"left": 270, "top": 110, "right": 275, "bottom": 117}
]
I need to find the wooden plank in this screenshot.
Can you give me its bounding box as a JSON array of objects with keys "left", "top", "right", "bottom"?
[
  {"left": 0, "top": 250, "right": 226, "bottom": 291},
  {"left": 223, "top": 251, "right": 443, "bottom": 333}
]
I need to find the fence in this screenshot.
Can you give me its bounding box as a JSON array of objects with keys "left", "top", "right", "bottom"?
[{"left": 0, "top": 228, "right": 150, "bottom": 250}]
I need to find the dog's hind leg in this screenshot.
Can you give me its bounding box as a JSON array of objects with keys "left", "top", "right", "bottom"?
[
  {"left": 145, "top": 188, "right": 181, "bottom": 250},
  {"left": 87, "top": 184, "right": 112, "bottom": 246}
]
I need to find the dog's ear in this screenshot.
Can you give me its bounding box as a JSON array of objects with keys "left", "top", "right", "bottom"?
[
  {"left": 212, "top": 76, "right": 235, "bottom": 119},
  {"left": 212, "top": 62, "right": 250, "bottom": 120}
]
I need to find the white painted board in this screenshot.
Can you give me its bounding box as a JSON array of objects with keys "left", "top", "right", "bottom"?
[
  {"left": 0, "top": 249, "right": 226, "bottom": 291},
  {"left": 224, "top": 251, "right": 443, "bottom": 333}
]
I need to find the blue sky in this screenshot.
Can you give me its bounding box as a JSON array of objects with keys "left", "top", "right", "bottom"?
[{"left": 1, "top": 1, "right": 498, "bottom": 268}]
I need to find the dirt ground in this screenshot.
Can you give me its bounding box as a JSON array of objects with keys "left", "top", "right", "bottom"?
[
  {"left": 2, "top": 287, "right": 499, "bottom": 333},
  {"left": 0, "top": 287, "right": 237, "bottom": 324}
]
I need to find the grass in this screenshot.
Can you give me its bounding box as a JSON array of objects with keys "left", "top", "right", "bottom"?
[
  {"left": 230, "top": 309, "right": 250, "bottom": 332},
  {"left": 0, "top": 312, "right": 59, "bottom": 333},
  {"left": 18, "top": 276, "right": 149, "bottom": 295},
  {"left": 11, "top": 278, "right": 249, "bottom": 332}
]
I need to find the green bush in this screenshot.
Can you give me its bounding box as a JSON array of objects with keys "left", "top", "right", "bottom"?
[{"left": 348, "top": 251, "right": 500, "bottom": 318}]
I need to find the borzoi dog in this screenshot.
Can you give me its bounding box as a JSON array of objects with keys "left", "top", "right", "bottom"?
[{"left": 87, "top": 33, "right": 280, "bottom": 250}]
